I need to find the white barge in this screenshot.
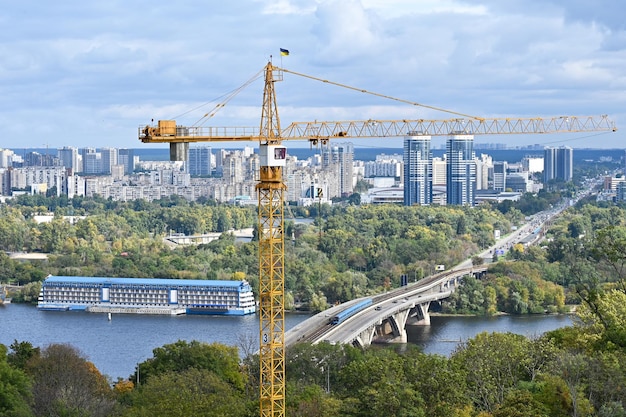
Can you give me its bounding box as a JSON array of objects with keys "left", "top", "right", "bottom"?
[{"left": 37, "top": 275, "right": 256, "bottom": 316}]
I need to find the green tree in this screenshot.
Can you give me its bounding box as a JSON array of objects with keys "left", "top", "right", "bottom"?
[
  {"left": 135, "top": 341, "right": 244, "bottom": 390},
  {"left": 287, "top": 384, "right": 342, "bottom": 417},
  {"left": 7, "top": 340, "right": 40, "bottom": 370},
  {"left": 452, "top": 332, "right": 532, "bottom": 412},
  {"left": 0, "top": 344, "right": 33, "bottom": 417},
  {"left": 123, "top": 368, "right": 248, "bottom": 417},
  {"left": 335, "top": 348, "right": 426, "bottom": 417},
  {"left": 401, "top": 348, "right": 470, "bottom": 416},
  {"left": 577, "top": 289, "right": 626, "bottom": 349},
  {"left": 28, "top": 343, "right": 117, "bottom": 417},
  {"left": 492, "top": 389, "right": 549, "bottom": 417},
  {"left": 549, "top": 351, "right": 594, "bottom": 417}
]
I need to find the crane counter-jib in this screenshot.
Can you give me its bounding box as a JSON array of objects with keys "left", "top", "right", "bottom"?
[{"left": 139, "top": 115, "right": 617, "bottom": 145}]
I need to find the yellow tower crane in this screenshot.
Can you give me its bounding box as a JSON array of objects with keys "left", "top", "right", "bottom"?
[{"left": 139, "top": 61, "right": 616, "bottom": 417}]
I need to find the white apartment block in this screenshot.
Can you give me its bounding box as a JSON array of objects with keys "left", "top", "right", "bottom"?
[
  {"left": 9, "top": 167, "right": 66, "bottom": 196},
  {"left": 475, "top": 154, "right": 493, "bottom": 190},
  {"left": 0, "top": 149, "right": 16, "bottom": 168},
  {"left": 432, "top": 157, "right": 446, "bottom": 186}
]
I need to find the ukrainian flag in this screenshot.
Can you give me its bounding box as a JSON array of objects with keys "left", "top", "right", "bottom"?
[{"left": 280, "top": 48, "right": 289, "bottom": 56}]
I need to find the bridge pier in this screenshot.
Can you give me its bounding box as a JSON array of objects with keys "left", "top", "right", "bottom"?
[
  {"left": 415, "top": 301, "right": 431, "bottom": 326},
  {"left": 354, "top": 327, "right": 377, "bottom": 348},
  {"left": 388, "top": 309, "right": 410, "bottom": 343}
]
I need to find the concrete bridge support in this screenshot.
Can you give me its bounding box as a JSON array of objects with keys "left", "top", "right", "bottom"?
[
  {"left": 354, "top": 326, "right": 377, "bottom": 348},
  {"left": 415, "top": 301, "right": 431, "bottom": 326},
  {"left": 387, "top": 309, "right": 410, "bottom": 343}
]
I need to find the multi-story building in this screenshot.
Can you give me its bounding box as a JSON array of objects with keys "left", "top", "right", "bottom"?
[
  {"left": 223, "top": 151, "right": 245, "bottom": 184},
  {"left": 616, "top": 181, "right": 626, "bottom": 202},
  {"left": 24, "top": 151, "right": 57, "bottom": 167},
  {"left": 446, "top": 134, "right": 476, "bottom": 206},
  {"left": 0, "top": 148, "right": 15, "bottom": 168},
  {"left": 364, "top": 154, "right": 402, "bottom": 178},
  {"left": 9, "top": 167, "right": 67, "bottom": 196},
  {"left": 57, "top": 146, "right": 80, "bottom": 173},
  {"left": 432, "top": 157, "right": 446, "bottom": 186},
  {"left": 214, "top": 149, "right": 226, "bottom": 177},
  {"left": 475, "top": 154, "right": 492, "bottom": 190},
  {"left": 188, "top": 146, "right": 213, "bottom": 176},
  {"left": 118, "top": 149, "right": 135, "bottom": 175},
  {"left": 100, "top": 148, "right": 118, "bottom": 175},
  {"left": 521, "top": 155, "right": 543, "bottom": 174},
  {"left": 544, "top": 146, "right": 573, "bottom": 182},
  {"left": 81, "top": 148, "right": 101, "bottom": 174},
  {"left": 0, "top": 168, "right": 10, "bottom": 195},
  {"left": 493, "top": 161, "right": 507, "bottom": 192},
  {"left": 403, "top": 134, "right": 432, "bottom": 206},
  {"left": 506, "top": 172, "right": 531, "bottom": 193},
  {"left": 286, "top": 169, "right": 314, "bottom": 202},
  {"left": 322, "top": 143, "right": 354, "bottom": 197},
  {"left": 65, "top": 174, "right": 85, "bottom": 198}
]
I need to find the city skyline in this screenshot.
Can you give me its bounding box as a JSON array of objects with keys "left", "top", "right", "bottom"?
[
  {"left": 0, "top": 1, "right": 623, "bottom": 150},
  {"left": 1, "top": 138, "right": 599, "bottom": 206}
]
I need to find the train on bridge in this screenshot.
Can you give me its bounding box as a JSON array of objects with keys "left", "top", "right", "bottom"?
[{"left": 329, "top": 298, "right": 372, "bottom": 325}]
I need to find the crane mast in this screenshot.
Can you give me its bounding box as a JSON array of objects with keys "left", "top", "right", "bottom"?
[
  {"left": 138, "top": 61, "right": 616, "bottom": 417},
  {"left": 257, "top": 63, "right": 286, "bottom": 417}
]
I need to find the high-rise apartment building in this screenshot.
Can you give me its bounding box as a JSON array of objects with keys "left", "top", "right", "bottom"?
[
  {"left": 24, "top": 152, "right": 57, "bottom": 167},
  {"left": 321, "top": 142, "right": 354, "bottom": 197},
  {"left": 118, "top": 149, "right": 135, "bottom": 175},
  {"left": 432, "top": 157, "right": 446, "bottom": 186},
  {"left": 215, "top": 149, "right": 226, "bottom": 177},
  {"left": 0, "top": 148, "right": 15, "bottom": 168},
  {"left": 188, "top": 146, "right": 213, "bottom": 176},
  {"left": 80, "top": 148, "right": 100, "bottom": 174},
  {"left": 403, "top": 134, "right": 432, "bottom": 206},
  {"left": 57, "top": 146, "right": 80, "bottom": 173},
  {"left": 446, "top": 134, "right": 476, "bottom": 206},
  {"left": 223, "top": 151, "right": 245, "bottom": 184},
  {"left": 544, "top": 146, "right": 573, "bottom": 182},
  {"left": 475, "top": 154, "right": 492, "bottom": 190},
  {"left": 100, "top": 148, "right": 118, "bottom": 175}
]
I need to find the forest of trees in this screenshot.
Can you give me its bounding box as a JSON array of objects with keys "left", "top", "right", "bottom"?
[{"left": 3, "top": 177, "right": 626, "bottom": 415}]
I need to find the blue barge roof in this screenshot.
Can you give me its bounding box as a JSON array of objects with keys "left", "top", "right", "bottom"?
[{"left": 44, "top": 276, "right": 248, "bottom": 288}]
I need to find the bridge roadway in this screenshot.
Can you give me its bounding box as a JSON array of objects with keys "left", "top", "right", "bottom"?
[{"left": 285, "top": 266, "right": 487, "bottom": 348}]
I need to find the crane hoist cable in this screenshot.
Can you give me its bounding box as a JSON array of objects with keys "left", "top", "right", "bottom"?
[{"left": 277, "top": 66, "right": 485, "bottom": 121}]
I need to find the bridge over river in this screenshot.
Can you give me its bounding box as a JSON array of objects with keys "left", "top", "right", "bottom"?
[{"left": 285, "top": 266, "right": 487, "bottom": 348}]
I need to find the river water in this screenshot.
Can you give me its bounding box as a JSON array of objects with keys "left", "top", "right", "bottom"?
[{"left": 0, "top": 304, "right": 572, "bottom": 380}]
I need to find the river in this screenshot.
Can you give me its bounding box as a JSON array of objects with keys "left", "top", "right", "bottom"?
[{"left": 0, "top": 304, "right": 571, "bottom": 380}]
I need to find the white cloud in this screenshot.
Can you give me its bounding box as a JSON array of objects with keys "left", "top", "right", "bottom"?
[{"left": 0, "top": 0, "right": 624, "bottom": 149}]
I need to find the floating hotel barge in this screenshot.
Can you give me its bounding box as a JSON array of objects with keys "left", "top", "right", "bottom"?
[{"left": 37, "top": 276, "right": 256, "bottom": 316}]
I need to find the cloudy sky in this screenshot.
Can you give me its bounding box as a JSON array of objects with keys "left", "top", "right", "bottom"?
[{"left": 1, "top": 0, "right": 624, "bottom": 151}]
